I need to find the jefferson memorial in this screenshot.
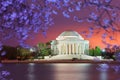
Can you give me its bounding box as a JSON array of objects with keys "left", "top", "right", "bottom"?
[{"left": 50, "top": 30, "right": 93, "bottom": 59}]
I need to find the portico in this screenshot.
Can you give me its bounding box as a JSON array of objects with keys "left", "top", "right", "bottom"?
[
  {"left": 51, "top": 30, "right": 89, "bottom": 58},
  {"left": 57, "top": 42, "right": 88, "bottom": 55}
]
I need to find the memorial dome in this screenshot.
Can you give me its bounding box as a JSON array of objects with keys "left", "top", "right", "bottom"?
[
  {"left": 51, "top": 30, "right": 89, "bottom": 60},
  {"left": 56, "top": 30, "right": 84, "bottom": 40}
]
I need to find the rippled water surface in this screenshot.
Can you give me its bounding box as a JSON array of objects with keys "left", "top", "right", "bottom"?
[{"left": 1, "top": 63, "right": 120, "bottom": 80}]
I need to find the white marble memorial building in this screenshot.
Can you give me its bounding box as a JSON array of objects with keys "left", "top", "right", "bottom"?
[{"left": 51, "top": 30, "right": 89, "bottom": 59}]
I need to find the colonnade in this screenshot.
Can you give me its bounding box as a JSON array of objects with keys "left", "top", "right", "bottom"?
[{"left": 58, "top": 42, "right": 88, "bottom": 55}]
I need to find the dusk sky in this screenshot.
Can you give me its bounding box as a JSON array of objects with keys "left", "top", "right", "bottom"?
[
  {"left": 27, "top": 0, "right": 120, "bottom": 49},
  {"left": 1, "top": 0, "right": 120, "bottom": 49},
  {"left": 26, "top": 14, "right": 120, "bottom": 49}
]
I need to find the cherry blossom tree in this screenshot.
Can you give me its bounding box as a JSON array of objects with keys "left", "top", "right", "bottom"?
[{"left": 0, "top": 0, "right": 120, "bottom": 49}]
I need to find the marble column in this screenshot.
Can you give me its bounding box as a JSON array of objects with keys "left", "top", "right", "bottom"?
[
  {"left": 63, "top": 44, "right": 65, "bottom": 55},
  {"left": 74, "top": 43, "right": 76, "bottom": 54},
  {"left": 67, "top": 44, "right": 69, "bottom": 55},
  {"left": 65, "top": 44, "right": 67, "bottom": 55},
  {"left": 59, "top": 45, "right": 61, "bottom": 55},
  {"left": 79, "top": 44, "right": 81, "bottom": 54},
  {"left": 68, "top": 44, "right": 69, "bottom": 55},
  {"left": 70, "top": 43, "right": 72, "bottom": 55},
  {"left": 80, "top": 44, "right": 82, "bottom": 54},
  {"left": 69, "top": 44, "right": 71, "bottom": 55},
  {"left": 63, "top": 43, "right": 65, "bottom": 55},
  {"left": 70, "top": 44, "right": 72, "bottom": 55},
  {"left": 72, "top": 43, "right": 74, "bottom": 55},
  {"left": 78, "top": 44, "right": 79, "bottom": 55},
  {"left": 78, "top": 45, "right": 80, "bottom": 54},
  {"left": 76, "top": 44, "right": 78, "bottom": 55},
  {"left": 61, "top": 44, "right": 62, "bottom": 55},
  {"left": 82, "top": 43, "right": 85, "bottom": 54},
  {"left": 64, "top": 44, "right": 66, "bottom": 55},
  {"left": 78, "top": 45, "right": 80, "bottom": 55},
  {"left": 62, "top": 44, "right": 63, "bottom": 55}
]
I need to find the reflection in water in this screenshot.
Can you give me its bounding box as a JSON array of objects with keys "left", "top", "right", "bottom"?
[
  {"left": 97, "top": 63, "right": 109, "bottom": 72},
  {"left": 1, "top": 63, "right": 120, "bottom": 80},
  {"left": 53, "top": 64, "right": 91, "bottom": 80},
  {"left": 100, "top": 72, "right": 108, "bottom": 80},
  {"left": 111, "top": 65, "right": 120, "bottom": 73},
  {"left": 27, "top": 63, "right": 35, "bottom": 80}
]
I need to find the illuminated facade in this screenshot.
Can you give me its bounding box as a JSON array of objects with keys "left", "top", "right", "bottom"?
[{"left": 51, "top": 30, "right": 89, "bottom": 59}]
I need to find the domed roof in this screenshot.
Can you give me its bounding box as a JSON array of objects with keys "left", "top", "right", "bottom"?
[
  {"left": 56, "top": 30, "right": 84, "bottom": 40},
  {"left": 59, "top": 30, "right": 80, "bottom": 36}
]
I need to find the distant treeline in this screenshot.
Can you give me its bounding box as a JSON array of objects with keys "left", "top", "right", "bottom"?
[{"left": 0, "top": 45, "right": 17, "bottom": 60}]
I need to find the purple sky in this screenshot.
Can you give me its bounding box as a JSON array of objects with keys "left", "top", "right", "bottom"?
[{"left": 2, "top": 0, "right": 120, "bottom": 48}]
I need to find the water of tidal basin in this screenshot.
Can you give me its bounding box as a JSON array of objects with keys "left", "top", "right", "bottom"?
[{"left": 1, "top": 63, "right": 120, "bottom": 80}]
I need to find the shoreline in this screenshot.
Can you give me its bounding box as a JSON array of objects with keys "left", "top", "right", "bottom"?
[{"left": 1, "top": 60, "right": 120, "bottom": 64}]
